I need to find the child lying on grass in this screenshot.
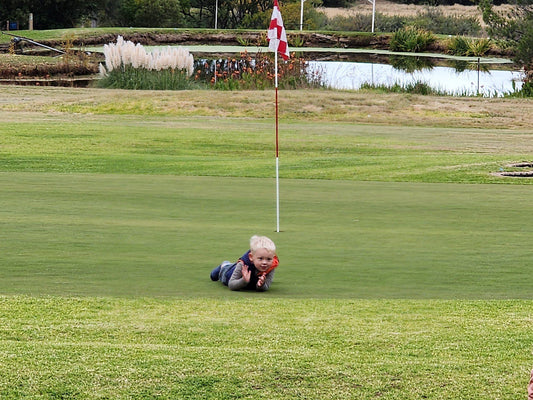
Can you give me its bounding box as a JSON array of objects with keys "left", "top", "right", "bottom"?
[{"left": 210, "top": 235, "right": 279, "bottom": 291}]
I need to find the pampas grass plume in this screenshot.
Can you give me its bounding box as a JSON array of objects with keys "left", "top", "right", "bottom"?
[{"left": 101, "top": 36, "right": 194, "bottom": 76}]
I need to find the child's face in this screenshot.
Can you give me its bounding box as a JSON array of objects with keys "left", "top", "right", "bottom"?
[{"left": 249, "top": 248, "right": 275, "bottom": 272}]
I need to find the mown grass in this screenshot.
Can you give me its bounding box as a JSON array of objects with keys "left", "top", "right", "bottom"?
[
  {"left": 1, "top": 86, "right": 532, "bottom": 399},
  {"left": 1, "top": 297, "right": 532, "bottom": 400},
  {"left": 1, "top": 87, "right": 532, "bottom": 184},
  {"left": 2, "top": 172, "right": 532, "bottom": 299},
  {"left": 2, "top": 116, "right": 531, "bottom": 182},
  {"left": 0, "top": 28, "right": 222, "bottom": 44}
]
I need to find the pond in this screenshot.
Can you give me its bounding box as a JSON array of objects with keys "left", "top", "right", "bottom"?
[
  {"left": 137, "top": 45, "right": 526, "bottom": 96},
  {"left": 191, "top": 52, "right": 523, "bottom": 97},
  {"left": 308, "top": 59, "right": 524, "bottom": 96}
]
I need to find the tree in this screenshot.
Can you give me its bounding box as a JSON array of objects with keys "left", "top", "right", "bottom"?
[
  {"left": 0, "top": 0, "right": 32, "bottom": 29},
  {"left": 119, "top": 0, "right": 189, "bottom": 27},
  {"left": 480, "top": 0, "right": 533, "bottom": 94},
  {"left": 204, "top": 0, "right": 323, "bottom": 30},
  {"left": 279, "top": 0, "right": 325, "bottom": 30},
  {"left": 0, "top": 0, "right": 108, "bottom": 29},
  {"left": 1, "top": 0, "right": 191, "bottom": 29}
]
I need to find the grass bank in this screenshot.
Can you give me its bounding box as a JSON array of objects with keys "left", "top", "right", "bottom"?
[{"left": 3, "top": 86, "right": 531, "bottom": 129}]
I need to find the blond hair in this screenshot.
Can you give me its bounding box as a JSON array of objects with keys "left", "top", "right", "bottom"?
[{"left": 249, "top": 235, "right": 276, "bottom": 254}]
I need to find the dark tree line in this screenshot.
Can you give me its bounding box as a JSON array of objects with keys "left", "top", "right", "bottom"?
[
  {"left": 1, "top": 0, "right": 324, "bottom": 30},
  {"left": 1, "top": 0, "right": 103, "bottom": 29},
  {"left": 1, "top": 0, "right": 192, "bottom": 29}
]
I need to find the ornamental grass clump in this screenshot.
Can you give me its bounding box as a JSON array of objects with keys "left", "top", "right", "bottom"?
[
  {"left": 447, "top": 36, "right": 492, "bottom": 56},
  {"left": 98, "top": 36, "right": 195, "bottom": 90},
  {"left": 390, "top": 26, "right": 436, "bottom": 53}
]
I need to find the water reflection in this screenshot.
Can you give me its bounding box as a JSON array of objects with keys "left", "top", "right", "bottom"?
[
  {"left": 309, "top": 58, "right": 524, "bottom": 97},
  {"left": 389, "top": 56, "right": 435, "bottom": 73}
]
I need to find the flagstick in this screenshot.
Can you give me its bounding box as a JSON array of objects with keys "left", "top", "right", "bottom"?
[{"left": 275, "top": 51, "right": 280, "bottom": 233}]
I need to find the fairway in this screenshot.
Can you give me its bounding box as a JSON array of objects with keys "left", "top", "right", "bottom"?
[{"left": 1, "top": 86, "right": 533, "bottom": 399}]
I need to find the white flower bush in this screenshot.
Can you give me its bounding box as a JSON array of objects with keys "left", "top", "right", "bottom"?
[{"left": 100, "top": 36, "right": 194, "bottom": 76}]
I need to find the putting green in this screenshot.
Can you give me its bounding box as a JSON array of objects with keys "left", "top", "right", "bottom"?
[{"left": 1, "top": 172, "right": 531, "bottom": 298}]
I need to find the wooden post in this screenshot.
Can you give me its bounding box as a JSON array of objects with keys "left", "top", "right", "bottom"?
[
  {"left": 6, "top": 20, "right": 9, "bottom": 31},
  {"left": 29, "top": 13, "right": 33, "bottom": 30}
]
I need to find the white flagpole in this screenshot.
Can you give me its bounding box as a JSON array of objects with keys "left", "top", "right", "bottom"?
[
  {"left": 300, "top": 0, "right": 305, "bottom": 31},
  {"left": 269, "top": 0, "right": 287, "bottom": 233},
  {"left": 367, "top": 0, "right": 376, "bottom": 33},
  {"left": 275, "top": 50, "right": 280, "bottom": 233},
  {"left": 372, "top": 0, "right": 376, "bottom": 33}
]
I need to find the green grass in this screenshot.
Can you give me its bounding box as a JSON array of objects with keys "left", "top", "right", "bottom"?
[
  {"left": 0, "top": 28, "right": 222, "bottom": 44},
  {"left": 0, "top": 113, "right": 531, "bottom": 183},
  {"left": 1, "top": 86, "right": 533, "bottom": 399},
  {"left": 1, "top": 173, "right": 532, "bottom": 299},
  {"left": 0, "top": 297, "right": 532, "bottom": 400},
  {"left": 97, "top": 67, "right": 196, "bottom": 90}
]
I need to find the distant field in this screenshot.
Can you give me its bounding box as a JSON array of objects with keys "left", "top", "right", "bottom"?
[{"left": 320, "top": 1, "right": 513, "bottom": 25}]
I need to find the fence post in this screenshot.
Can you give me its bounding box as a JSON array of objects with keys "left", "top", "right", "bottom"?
[{"left": 29, "top": 13, "right": 33, "bottom": 30}]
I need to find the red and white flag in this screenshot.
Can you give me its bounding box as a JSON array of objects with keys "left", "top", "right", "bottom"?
[{"left": 268, "top": 0, "right": 289, "bottom": 60}]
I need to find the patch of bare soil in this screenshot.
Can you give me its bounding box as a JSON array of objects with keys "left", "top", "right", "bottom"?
[
  {"left": 0, "top": 59, "right": 98, "bottom": 79},
  {"left": 492, "top": 162, "right": 533, "bottom": 177}
]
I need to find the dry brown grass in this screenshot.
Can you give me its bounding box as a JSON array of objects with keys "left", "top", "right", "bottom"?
[
  {"left": 1, "top": 86, "right": 532, "bottom": 131},
  {"left": 319, "top": 1, "right": 513, "bottom": 26}
]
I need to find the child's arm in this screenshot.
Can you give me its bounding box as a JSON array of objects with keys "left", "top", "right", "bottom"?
[
  {"left": 227, "top": 262, "right": 250, "bottom": 291},
  {"left": 257, "top": 274, "right": 266, "bottom": 288},
  {"left": 256, "top": 270, "right": 275, "bottom": 291}
]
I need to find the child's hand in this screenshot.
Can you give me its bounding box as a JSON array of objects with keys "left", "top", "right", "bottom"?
[
  {"left": 241, "top": 264, "right": 251, "bottom": 283},
  {"left": 257, "top": 274, "right": 266, "bottom": 288}
]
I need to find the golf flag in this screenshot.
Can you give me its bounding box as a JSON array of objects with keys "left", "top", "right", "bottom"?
[
  {"left": 268, "top": 0, "right": 289, "bottom": 61},
  {"left": 268, "top": 0, "right": 288, "bottom": 233}
]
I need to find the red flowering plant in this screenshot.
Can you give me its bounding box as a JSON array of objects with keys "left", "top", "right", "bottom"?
[{"left": 193, "top": 50, "right": 323, "bottom": 90}]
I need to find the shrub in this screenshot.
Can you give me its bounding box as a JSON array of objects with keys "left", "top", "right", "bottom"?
[
  {"left": 517, "top": 81, "right": 533, "bottom": 97},
  {"left": 447, "top": 36, "right": 492, "bottom": 56},
  {"left": 446, "top": 36, "right": 470, "bottom": 56},
  {"left": 98, "top": 36, "right": 194, "bottom": 90},
  {"left": 360, "top": 80, "right": 443, "bottom": 95},
  {"left": 467, "top": 38, "right": 492, "bottom": 56},
  {"left": 325, "top": 13, "right": 376, "bottom": 32},
  {"left": 379, "top": 15, "right": 409, "bottom": 33},
  {"left": 412, "top": 8, "right": 481, "bottom": 36},
  {"left": 324, "top": 13, "right": 406, "bottom": 32},
  {"left": 390, "top": 26, "right": 436, "bottom": 52},
  {"left": 98, "top": 66, "right": 195, "bottom": 90},
  {"left": 506, "top": 67, "right": 533, "bottom": 97}
]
